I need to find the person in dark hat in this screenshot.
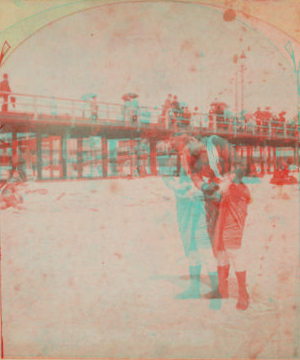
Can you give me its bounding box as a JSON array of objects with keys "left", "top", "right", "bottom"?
[
  {"left": 162, "top": 94, "right": 172, "bottom": 128},
  {"left": 171, "top": 95, "right": 180, "bottom": 129},
  {"left": 0, "top": 73, "right": 11, "bottom": 112},
  {"left": 90, "top": 95, "right": 98, "bottom": 122}
]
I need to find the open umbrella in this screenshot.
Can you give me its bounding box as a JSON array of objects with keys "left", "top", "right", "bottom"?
[
  {"left": 122, "top": 93, "right": 139, "bottom": 101},
  {"left": 0, "top": 140, "right": 10, "bottom": 149},
  {"left": 81, "top": 93, "right": 98, "bottom": 101},
  {"left": 210, "top": 101, "right": 227, "bottom": 110}
]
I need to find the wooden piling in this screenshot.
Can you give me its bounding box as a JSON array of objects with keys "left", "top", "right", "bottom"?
[
  {"left": 150, "top": 140, "right": 158, "bottom": 175},
  {"left": 101, "top": 137, "right": 108, "bottom": 178},
  {"left": 77, "top": 139, "right": 83, "bottom": 178},
  {"left": 36, "top": 131, "right": 42, "bottom": 181}
]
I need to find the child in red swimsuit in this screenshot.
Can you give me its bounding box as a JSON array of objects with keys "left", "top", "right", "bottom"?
[{"left": 213, "top": 160, "right": 251, "bottom": 310}]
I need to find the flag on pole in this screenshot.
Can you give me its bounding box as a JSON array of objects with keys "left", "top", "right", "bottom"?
[
  {"left": 284, "top": 41, "right": 296, "bottom": 71},
  {"left": 0, "top": 40, "right": 11, "bottom": 67}
]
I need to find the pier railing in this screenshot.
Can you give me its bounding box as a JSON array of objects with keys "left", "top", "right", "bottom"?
[{"left": 0, "top": 92, "right": 299, "bottom": 140}]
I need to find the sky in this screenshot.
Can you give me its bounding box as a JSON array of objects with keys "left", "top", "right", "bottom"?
[{"left": 2, "top": 1, "right": 298, "bottom": 118}]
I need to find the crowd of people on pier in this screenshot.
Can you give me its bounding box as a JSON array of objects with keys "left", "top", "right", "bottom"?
[
  {"left": 0, "top": 73, "right": 298, "bottom": 138},
  {"left": 158, "top": 95, "right": 298, "bottom": 136},
  {"left": 119, "top": 92, "right": 298, "bottom": 138}
]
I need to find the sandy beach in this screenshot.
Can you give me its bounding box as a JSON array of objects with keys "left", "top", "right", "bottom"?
[{"left": 0, "top": 175, "right": 299, "bottom": 358}]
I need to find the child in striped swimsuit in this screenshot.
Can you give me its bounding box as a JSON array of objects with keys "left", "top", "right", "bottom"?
[{"left": 213, "top": 160, "right": 251, "bottom": 310}]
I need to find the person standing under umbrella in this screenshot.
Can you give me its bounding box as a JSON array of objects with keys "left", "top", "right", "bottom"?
[
  {"left": 90, "top": 95, "right": 98, "bottom": 122},
  {"left": 81, "top": 92, "right": 98, "bottom": 119},
  {"left": 122, "top": 98, "right": 131, "bottom": 126},
  {"left": 162, "top": 94, "right": 172, "bottom": 128},
  {"left": 122, "top": 93, "right": 137, "bottom": 126},
  {"left": 130, "top": 96, "right": 139, "bottom": 125},
  {"left": 171, "top": 95, "right": 180, "bottom": 130}
]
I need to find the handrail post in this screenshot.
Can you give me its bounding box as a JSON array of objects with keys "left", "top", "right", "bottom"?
[
  {"left": 284, "top": 123, "right": 287, "bottom": 138},
  {"left": 33, "top": 96, "right": 38, "bottom": 120},
  {"left": 106, "top": 104, "right": 110, "bottom": 122},
  {"left": 71, "top": 100, "right": 75, "bottom": 123}
]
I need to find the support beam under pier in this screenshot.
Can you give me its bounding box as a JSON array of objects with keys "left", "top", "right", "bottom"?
[
  {"left": 36, "top": 132, "right": 42, "bottom": 181},
  {"left": 77, "top": 139, "right": 83, "bottom": 179},
  {"left": 60, "top": 133, "right": 67, "bottom": 179},
  {"left": 102, "top": 137, "right": 108, "bottom": 178},
  {"left": 149, "top": 140, "right": 158, "bottom": 175}
]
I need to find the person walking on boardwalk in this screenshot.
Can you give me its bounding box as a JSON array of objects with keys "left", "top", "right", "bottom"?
[
  {"left": 0, "top": 73, "right": 11, "bottom": 112},
  {"left": 162, "top": 94, "right": 172, "bottom": 128},
  {"left": 90, "top": 95, "right": 98, "bottom": 122}
]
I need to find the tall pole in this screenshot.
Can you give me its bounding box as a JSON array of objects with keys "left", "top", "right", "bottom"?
[
  {"left": 241, "top": 67, "right": 244, "bottom": 118},
  {"left": 235, "top": 70, "right": 238, "bottom": 118},
  {"left": 240, "top": 51, "right": 246, "bottom": 120},
  {"left": 296, "top": 67, "right": 299, "bottom": 168},
  {"left": 199, "top": 51, "right": 205, "bottom": 117},
  {"left": 284, "top": 41, "right": 299, "bottom": 170}
]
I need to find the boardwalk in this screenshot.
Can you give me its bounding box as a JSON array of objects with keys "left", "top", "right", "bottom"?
[{"left": 0, "top": 92, "right": 299, "bottom": 180}]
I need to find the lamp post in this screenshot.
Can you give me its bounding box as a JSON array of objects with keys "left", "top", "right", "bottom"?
[
  {"left": 199, "top": 51, "right": 205, "bottom": 116},
  {"left": 240, "top": 51, "right": 247, "bottom": 120},
  {"left": 284, "top": 41, "right": 299, "bottom": 169},
  {"left": 284, "top": 42, "right": 300, "bottom": 360},
  {"left": 235, "top": 70, "right": 238, "bottom": 119}
]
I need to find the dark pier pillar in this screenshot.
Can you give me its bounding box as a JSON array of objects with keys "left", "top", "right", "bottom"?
[
  {"left": 246, "top": 146, "right": 251, "bottom": 175},
  {"left": 150, "top": 140, "right": 158, "bottom": 175},
  {"left": 109, "top": 139, "right": 118, "bottom": 177},
  {"left": 77, "top": 139, "right": 83, "bottom": 178},
  {"left": 101, "top": 137, "right": 108, "bottom": 178},
  {"left": 36, "top": 131, "right": 42, "bottom": 181},
  {"left": 273, "top": 147, "right": 277, "bottom": 172},
  {"left": 60, "top": 133, "right": 67, "bottom": 179},
  {"left": 234, "top": 145, "right": 237, "bottom": 171},
  {"left": 49, "top": 137, "right": 54, "bottom": 179},
  {"left": 267, "top": 146, "right": 271, "bottom": 173},
  {"left": 229, "top": 144, "right": 233, "bottom": 172},
  {"left": 130, "top": 140, "right": 134, "bottom": 177},
  {"left": 295, "top": 142, "right": 299, "bottom": 168},
  {"left": 136, "top": 139, "right": 141, "bottom": 176},
  {"left": 260, "top": 146, "right": 264, "bottom": 175},
  {"left": 176, "top": 154, "right": 181, "bottom": 176}
]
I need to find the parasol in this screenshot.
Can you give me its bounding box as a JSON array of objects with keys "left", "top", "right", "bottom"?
[
  {"left": 0, "top": 141, "right": 10, "bottom": 149},
  {"left": 81, "top": 93, "right": 98, "bottom": 101},
  {"left": 122, "top": 93, "right": 139, "bottom": 101}
]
